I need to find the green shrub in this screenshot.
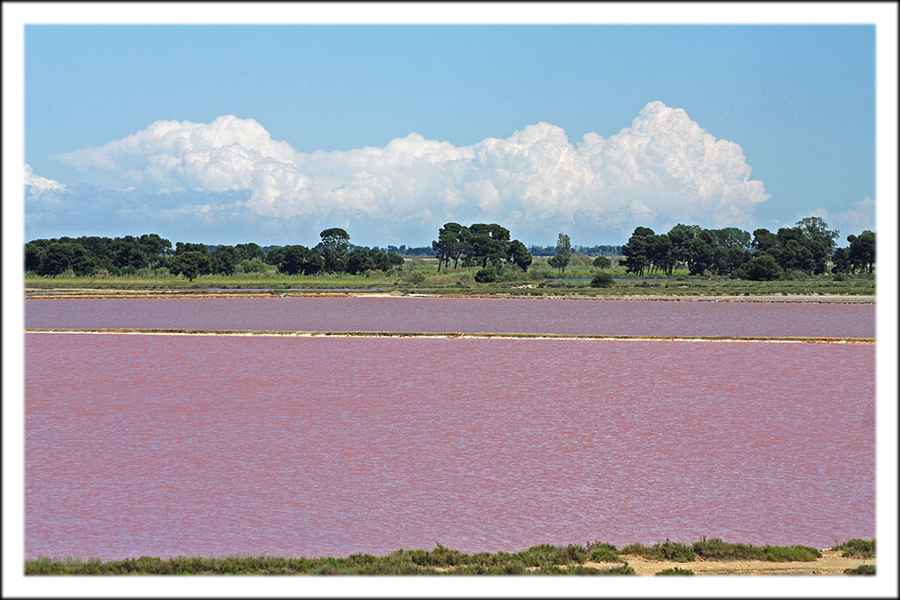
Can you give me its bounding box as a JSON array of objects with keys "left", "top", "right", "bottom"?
[
  {"left": 590, "top": 272, "right": 614, "bottom": 288},
  {"left": 691, "top": 538, "right": 820, "bottom": 562},
  {"left": 845, "top": 564, "right": 875, "bottom": 575},
  {"left": 832, "top": 539, "right": 875, "bottom": 559},
  {"left": 588, "top": 542, "right": 620, "bottom": 563},
  {"left": 653, "top": 540, "right": 695, "bottom": 562},
  {"left": 619, "top": 540, "right": 694, "bottom": 562},
  {"left": 474, "top": 267, "right": 497, "bottom": 283},
  {"left": 655, "top": 567, "right": 695, "bottom": 575},
  {"left": 759, "top": 544, "right": 821, "bottom": 562}
]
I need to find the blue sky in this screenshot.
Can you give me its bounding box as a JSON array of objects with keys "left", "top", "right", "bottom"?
[{"left": 11, "top": 4, "right": 896, "bottom": 250}]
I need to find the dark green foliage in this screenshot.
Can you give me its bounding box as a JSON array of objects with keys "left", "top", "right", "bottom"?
[
  {"left": 23, "top": 540, "right": 838, "bottom": 575},
  {"left": 620, "top": 540, "right": 693, "bottom": 562},
  {"left": 620, "top": 227, "right": 656, "bottom": 276},
  {"left": 844, "top": 564, "right": 876, "bottom": 575},
  {"left": 507, "top": 239, "right": 533, "bottom": 271},
  {"left": 742, "top": 253, "right": 782, "bottom": 281},
  {"left": 759, "top": 544, "right": 821, "bottom": 562},
  {"left": 652, "top": 540, "right": 695, "bottom": 562},
  {"left": 433, "top": 222, "right": 529, "bottom": 272},
  {"left": 831, "top": 539, "right": 875, "bottom": 559},
  {"left": 590, "top": 272, "right": 614, "bottom": 288},
  {"left": 592, "top": 255, "right": 611, "bottom": 269},
  {"left": 690, "top": 538, "right": 820, "bottom": 562},
  {"left": 655, "top": 567, "right": 695, "bottom": 575},
  {"left": 318, "top": 228, "right": 351, "bottom": 253},
  {"left": 209, "top": 245, "right": 241, "bottom": 276},
  {"left": 548, "top": 233, "right": 572, "bottom": 275},
  {"left": 848, "top": 231, "right": 875, "bottom": 274},
  {"left": 474, "top": 267, "right": 497, "bottom": 283},
  {"left": 346, "top": 247, "right": 377, "bottom": 275},
  {"left": 273, "top": 245, "right": 323, "bottom": 276},
  {"left": 168, "top": 251, "right": 210, "bottom": 281},
  {"left": 588, "top": 542, "right": 620, "bottom": 563}
]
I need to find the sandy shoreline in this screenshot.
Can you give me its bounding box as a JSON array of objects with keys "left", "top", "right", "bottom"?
[{"left": 602, "top": 549, "right": 875, "bottom": 575}]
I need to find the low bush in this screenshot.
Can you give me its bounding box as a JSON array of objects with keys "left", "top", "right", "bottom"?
[
  {"left": 590, "top": 272, "right": 614, "bottom": 288},
  {"left": 655, "top": 567, "right": 695, "bottom": 575},
  {"left": 844, "top": 564, "right": 876, "bottom": 575},
  {"left": 831, "top": 539, "right": 875, "bottom": 559},
  {"left": 759, "top": 544, "right": 821, "bottom": 562},
  {"left": 588, "top": 542, "right": 620, "bottom": 563},
  {"left": 691, "top": 538, "right": 820, "bottom": 562},
  {"left": 474, "top": 267, "right": 497, "bottom": 283},
  {"left": 619, "top": 540, "right": 694, "bottom": 562}
]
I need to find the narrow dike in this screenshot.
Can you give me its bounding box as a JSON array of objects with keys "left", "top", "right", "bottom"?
[{"left": 24, "top": 328, "right": 875, "bottom": 344}]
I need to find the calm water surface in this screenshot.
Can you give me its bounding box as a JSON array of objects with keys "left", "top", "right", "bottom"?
[
  {"left": 26, "top": 331, "right": 874, "bottom": 560},
  {"left": 25, "top": 296, "right": 874, "bottom": 338}
]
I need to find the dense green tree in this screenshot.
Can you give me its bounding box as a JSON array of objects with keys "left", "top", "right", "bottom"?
[
  {"left": 175, "top": 241, "right": 208, "bottom": 254},
  {"left": 742, "top": 253, "right": 782, "bottom": 281},
  {"left": 319, "top": 228, "right": 351, "bottom": 253},
  {"left": 713, "top": 227, "right": 752, "bottom": 250},
  {"left": 210, "top": 245, "right": 241, "bottom": 275},
  {"left": 506, "top": 239, "right": 533, "bottom": 271},
  {"left": 320, "top": 248, "right": 347, "bottom": 273},
  {"left": 648, "top": 233, "right": 674, "bottom": 275},
  {"left": 168, "top": 251, "right": 209, "bottom": 281},
  {"left": 848, "top": 230, "right": 875, "bottom": 274},
  {"left": 432, "top": 222, "right": 465, "bottom": 270},
  {"left": 715, "top": 246, "right": 751, "bottom": 276},
  {"left": 368, "top": 249, "right": 404, "bottom": 272},
  {"left": 465, "top": 223, "right": 511, "bottom": 268},
  {"left": 830, "top": 247, "right": 853, "bottom": 274},
  {"left": 751, "top": 228, "right": 778, "bottom": 253},
  {"left": 621, "top": 227, "right": 655, "bottom": 276},
  {"left": 110, "top": 236, "right": 149, "bottom": 271},
  {"left": 685, "top": 231, "right": 718, "bottom": 276},
  {"left": 235, "top": 257, "right": 268, "bottom": 274},
  {"left": 138, "top": 233, "right": 172, "bottom": 267},
  {"left": 666, "top": 224, "right": 700, "bottom": 269},
  {"left": 37, "top": 242, "right": 95, "bottom": 276},
  {"left": 346, "top": 247, "right": 377, "bottom": 274},
  {"left": 548, "top": 233, "right": 572, "bottom": 275},
  {"left": 25, "top": 240, "right": 49, "bottom": 272},
  {"left": 265, "top": 246, "right": 285, "bottom": 267},
  {"left": 274, "top": 245, "right": 323, "bottom": 276},
  {"left": 592, "top": 256, "right": 611, "bottom": 269},
  {"left": 235, "top": 242, "right": 265, "bottom": 261}
]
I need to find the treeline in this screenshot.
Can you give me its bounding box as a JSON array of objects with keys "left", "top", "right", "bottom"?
[
  {"left": 431, "top": 223, "right": 533, "bottom": 272},
  {"left": 23, "top": 229, "right": 404, "bottom": 280},
  {"left": 620, "top": 217, "right": 875, "bottom": 280},
  {"left": 24, "top": 215, "right": 876, "bottom": 281},
  {"left": 530, "top": 244, "right": 621, "bottom": 257}
]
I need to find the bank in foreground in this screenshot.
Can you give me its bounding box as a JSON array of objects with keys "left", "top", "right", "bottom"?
[{"left": 26, "top": 538, "right": 875, "bottom": 576}]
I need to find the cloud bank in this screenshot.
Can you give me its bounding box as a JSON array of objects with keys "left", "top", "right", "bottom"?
[{"left": 33, "top": 102, "right": 773, "bottom": 245}]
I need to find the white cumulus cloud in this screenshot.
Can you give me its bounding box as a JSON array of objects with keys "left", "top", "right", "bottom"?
[
  {"left": 49, "top": 102, "right": 771, "bottom": 243},
  {"left": 24, "top": 163, "right": 67, "bottom": 198}
]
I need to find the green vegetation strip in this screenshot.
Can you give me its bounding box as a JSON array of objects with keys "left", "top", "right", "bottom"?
[
  {"left": 25, "top": 538, "right": 872, "bottom": 575},
  {"left": 24, "top": 328, "right": 874, "bottom": 344}
]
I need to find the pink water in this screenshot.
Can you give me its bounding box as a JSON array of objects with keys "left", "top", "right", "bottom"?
[
  {"left": 25, "top": 296, "right": 874, "bottom": 338},
  {"left": 25, "top": 331, "right": 874, "bottom": 560}
]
